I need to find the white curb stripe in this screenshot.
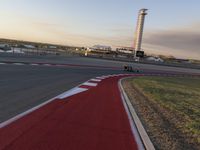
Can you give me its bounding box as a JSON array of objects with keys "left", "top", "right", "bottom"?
[
  {"left": 82, "top": 82, "right": 97, "bottom": 87},
  {"left": 90, "top": 79, "right": 101, "bottom": 82},
  {"left": 43, "top": 64, "right": 51, "bottom": 66},
  {"left": 100, "top": 76, "right": 107, "bottom": 79},
  {"left": 0, "top": 63, "right": 6, "bottom": 65},
  {"left": 58, "top": 87, "right": 88, "bottom": 99},
  {"left": 109, "top": 74, "right": 116, "bottom": 77},
  {"left": 105, "top": 75, "right": 113, "bottom": 77},
  {"left": 30, "top": 63, "right": 39, "bottom": 66},
  {"left": 96, "top": 77, "right": 106, "bottom": 79}
]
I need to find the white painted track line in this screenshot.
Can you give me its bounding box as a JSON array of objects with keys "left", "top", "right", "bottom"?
[
  {"left": 13, "top": 63, "right": 24, "bottom": 65},
  {"left": 43, "top": 64, "right": 51, "bottom": 66},
  {"left": 82, "top": 82, "right": 97, "bottom": 87},
  {"left": 0, "top": 96, "right": 57, "bottom": 129},
  {"left": 0, "top": 86, "right": 88, "bottom": 128},
  {"left": 58, "top": 87, "right": 88, "bottom": 99}
]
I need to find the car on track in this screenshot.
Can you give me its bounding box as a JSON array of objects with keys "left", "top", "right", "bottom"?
[{"left": 123, "top": 65, "right": 140, "bottom": 73}]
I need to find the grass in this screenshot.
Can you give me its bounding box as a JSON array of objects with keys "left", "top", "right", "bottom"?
[{"left": 131, "top": 76, "right": 200, "bottom": 141}]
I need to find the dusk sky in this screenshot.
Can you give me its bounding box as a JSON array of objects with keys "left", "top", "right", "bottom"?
[{"left": 0, "top": 0, "right": 200, "bottom": 59}]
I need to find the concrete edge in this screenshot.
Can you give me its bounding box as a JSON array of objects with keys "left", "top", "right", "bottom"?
[{"left": 119, "top": 77, "right": 155, "bottom": 150}]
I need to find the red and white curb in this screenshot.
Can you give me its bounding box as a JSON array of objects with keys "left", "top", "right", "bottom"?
[
  {"left": 56, "top": 74, "right": 134, "bottom": 100},
  {"left": 0, "top": 74, "right": 130, "bottom": 129}
]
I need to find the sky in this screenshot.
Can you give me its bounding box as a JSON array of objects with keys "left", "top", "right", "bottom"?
[{"left": 0, "top": 0, "right": 200, "bottom": 59}]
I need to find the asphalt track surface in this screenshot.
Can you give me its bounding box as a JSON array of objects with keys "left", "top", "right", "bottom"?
[
  {"left": 0, "top": 63, "right": 124, "bottom": 123},
  {"left": 0, "top": 55, "right": 200, "bottom": 150},
  {"left": 1, "top": 54, "right": 200, "bottom": 74}
]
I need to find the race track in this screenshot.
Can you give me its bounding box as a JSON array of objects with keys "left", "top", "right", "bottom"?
[
  {"left": 0, "top": 63, "right": 123, "bottom": 123},
  {"left": 0, "top": 55, "right": 200, "bottom": 150}
]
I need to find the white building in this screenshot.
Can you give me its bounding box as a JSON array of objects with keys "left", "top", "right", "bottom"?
[
  {"left": 92, "top": 45, "right": 112, "bottom": 51},
  {"left": 23, "top": 44, "right": 36, "bottom": 49},
  {"left": 116, "top": 47, "right": 134, "bottom": 54},
  {"left": 87, "top": 45, "right": 112, "bottom": 53},
  {"left": 48, "top": 46, "right": 57, "bottom": 49}
]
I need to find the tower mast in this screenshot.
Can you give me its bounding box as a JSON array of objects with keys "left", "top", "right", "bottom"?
[{"left": 134, "top": 9, "right": 148, "bottom": 58}]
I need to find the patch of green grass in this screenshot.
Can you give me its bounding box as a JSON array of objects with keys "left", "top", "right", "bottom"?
[{"left": 132, "top": 76, "right": 200, "bottom": 137}]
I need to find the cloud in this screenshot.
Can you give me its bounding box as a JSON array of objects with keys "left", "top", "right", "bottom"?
[
  {"left": 143, "top": 23, "right": 200, "bottom": 59},
  {"left": 1, "top": 12, "right": 199, "bottom": 60}
]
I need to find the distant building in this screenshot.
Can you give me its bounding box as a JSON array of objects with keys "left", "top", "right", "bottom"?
[
  {"left": 116, "top": 47, "right": 134, "bottom": 54},
  {"left": 23, "top": 44, "right": 36, "bottom": 49},
  {"left": 92, "top": 45, "right": 111, "bottom": 51},
  {"left": 0, "top": 44, "right": 11, "bottom": 50},
  {"left": 6, "top": 48, "right": 25, "bottom": 54},
  {"left": 88, "top": 45, "right": 112, "bottom": 53},
  {"left": 48, "top": 45, "right": 57, "bottom": 49},
  {"left": 0, "top": 49, "right": 4, "bottom": 53}
]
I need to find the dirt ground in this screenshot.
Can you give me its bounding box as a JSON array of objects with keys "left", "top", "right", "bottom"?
[{"left": 122, "top": 78, "right": 199, "bottom": 150}]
